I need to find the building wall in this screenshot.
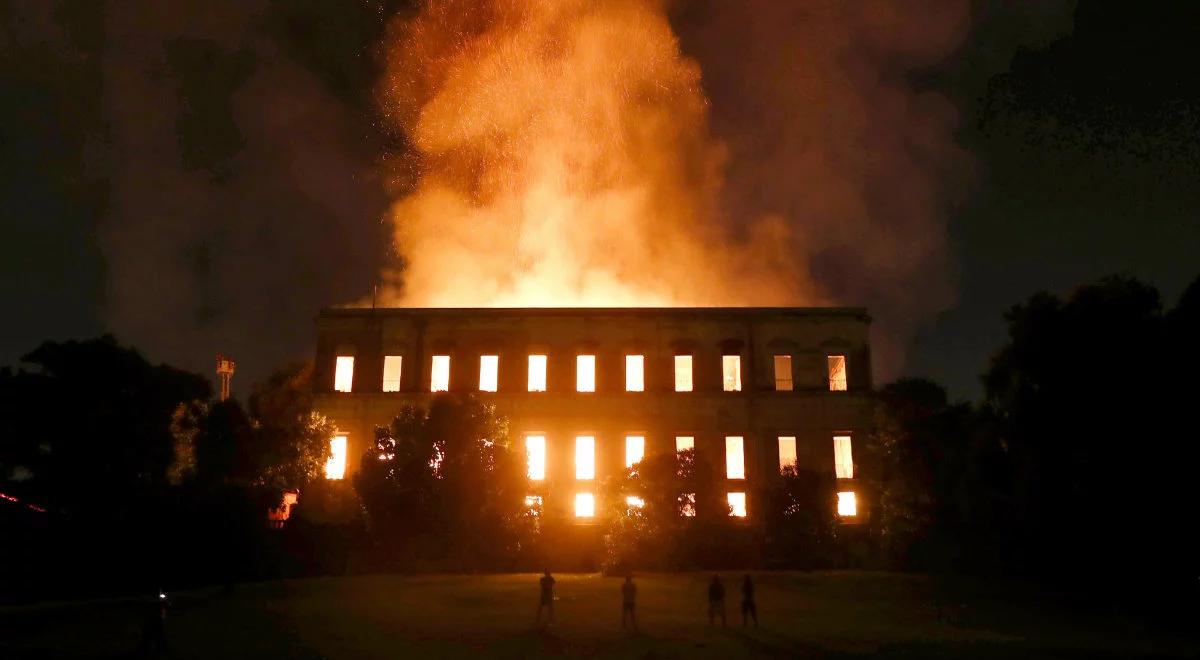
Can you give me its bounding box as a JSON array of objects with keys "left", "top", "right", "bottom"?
[{"left": 312, "top": 308, "right": 873, "bottom": 520}]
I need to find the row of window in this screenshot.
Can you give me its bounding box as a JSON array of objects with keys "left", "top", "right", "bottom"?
[
  {"left": 333, "top": 353, "right": 849, "bottom": 394},
  {"left": 322, "top": 433, "right": 855, "bottom": 484},
  {"left": 525, "top": 434, "right": 854, "bottom": 482},
  {"left": 523, "top": 490, "right": 859, "bottom": 519}
]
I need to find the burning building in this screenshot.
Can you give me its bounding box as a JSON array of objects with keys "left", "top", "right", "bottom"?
[{"left": 313, "top": 306, "right": 872, "bottom": 521}]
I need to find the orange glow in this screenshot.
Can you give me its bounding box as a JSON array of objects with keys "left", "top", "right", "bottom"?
[
  {"left": 626, "top": 495, "right": 645, "bottom": 510},
  {"left": 837, "top": 491, "right": 857, "bottom": 517},
  {"left": 725, "top": 436, "right": 745, "bottom": 480},
  {"left": 722, "top": 355, "right": 742, "bottom": 391},
  {"left": 526, "top": 435, "right": 546, "bottom": 481},
  {"left": 675, "top": 436, "right": 694, "bottom": 452},
  {"left": 325, "top": 434, "right": 347, "bottom": 480},
  {"left": 680, "top": 493, "right": 697, "bottom": 517},
  {"left": 528, "top": 355, "right": 547, "bottom": 392},
  {"left": 575, "top": 435, "right": 595, "bottom": 480},
  {"left": 828, "top": 355, "right": 848, "bottom": 391},
  {"left": 334, "top": 356, "right": 354, "bottom": 393},
  {"left": 674, "top": 356, "right": 693, "bottom": 392},
  {"left": 479, "top": 355, "right": 498, "bottom": 392},
  {"left": 834, "top": 435, "right": 854, "bottom": 479},
  {"left": 625, "top": 355, "right": 644, "bottom": 392},
  {"left": 574, "top": 492, "right": 595, "bottom": 518},
  {"left": 382, "top": 355, "right": 402, "bottom": 392},
  {"left": 576, "top": 355, "right": 595, "bottom": 392},
  {"left": 524, "top": 495, "right": 543, "bottom": 515},
  {"left": 778, "top": 436, "right": 797, "bottom": 472},
  {"left": 625, "top": 435, "right": 645, "bottom": 468},
  {"left": 773, "top": 355, "right": 793, "bottom": 391},
  {"left": 431, "top": 355, "right": 450, "bottom": 392},
  {"left": 727, "top": 492, "right": 747, "bottom": 517}
]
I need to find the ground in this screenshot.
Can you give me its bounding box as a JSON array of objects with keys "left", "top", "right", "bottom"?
[{"left": 1, "top": 572, "right": 1194, "bottom": 659}]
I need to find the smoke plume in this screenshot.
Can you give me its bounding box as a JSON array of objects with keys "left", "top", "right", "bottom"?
[{"left": 376, "top": 0, "right": 975, "bottom": 374}]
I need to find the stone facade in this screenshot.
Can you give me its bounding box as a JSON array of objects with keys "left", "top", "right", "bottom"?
[{"left": 313, "top": 307, "right": 873, "bottom": 520}]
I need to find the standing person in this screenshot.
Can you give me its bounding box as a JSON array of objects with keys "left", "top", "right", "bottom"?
[
  {"left": 536, "top": 570, "right": 556, "bottom": 625},
  {"left": 707, "top": 574, "right": 727, "bottom": 628},
  {"left": 621, "top": 574, "right": 638, "bottom": 631},
  {"left": 741, "top": 574, "right": 758, "bottom": 627}
]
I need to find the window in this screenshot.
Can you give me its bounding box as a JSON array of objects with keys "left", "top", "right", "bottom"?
[
  {"left": 479, "top": 355, "right": 498, "bottom": 392},
  {"left": 524, "top": 495, "right": 543, "bottom": 515},
  {"left": 834, "top": 435, "right": 854, "bottom": 479},
  {"left": 528, "top": 355, "right": 547, "bottom": 392},
  {"left": 526, "top": 435, "right": 546, "bottom": 481},
  {"left": 680, "top": 493, "right": 697, "bottom": 517},
  {"left": 773, "top": 355, "right": 793, "bottom": 391},
  {"left": 725, "top": 436, "right": 745, "bottom": 479},
  {"left": 837, "top": 491, "right": 857, "bottom": 517},
  {"left": 575, "top": 435, "right": 595, "bottom": 480},
  {"left": 576, "top": 355, "right": 595, "bottom": 392},
  {"left": 728, "top": 492, "right": 747, "bottom": 517},
  {"left": 722, "top": 355, "right": 742, "bottom": 391},
  {"left": 625, "top": 495, "right": 645, "bottom": 509},
  {"left": 382, "top": 356, "right": 402, "bottom": 392},
  {"left": 778, "top": 436, "right": 797, "bottom": 472},
  {"left": 828, "top": 355, "right": 847, "bottom": 391},
  {"left": 625, "top": 435, "right": 645, "bottom": 468},
  {"left": 325, "top": 434, "right": 347, "bottom": 480},
  {"left": 674, "top": 355, "right": 693, "bottom": 392},
  {"left": 574, "top": 492, "right": 595, "bottom": 518},
  {"left": 625, "top": 355, "right": 644, "bottom": 392},
  {"left": 431, "top": 355, "right": 450, "bottom": 392},
  {"left": 675, "top": 436, "right": 695, "bottom": 453},
  {"left": 334, "top": 356, "right": 354, "bottom": 393}
]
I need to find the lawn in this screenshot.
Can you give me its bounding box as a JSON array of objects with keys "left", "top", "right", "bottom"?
[{"left": 1, "top": 571, "right": 1194, "bottom": 659}]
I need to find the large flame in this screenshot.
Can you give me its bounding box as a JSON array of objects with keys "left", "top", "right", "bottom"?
[{"left": 376, "top": 0, "right": 816, "bottom": 307}]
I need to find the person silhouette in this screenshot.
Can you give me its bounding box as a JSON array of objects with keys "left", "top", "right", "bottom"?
[
  {"left": 707, "top": 574, "right": 727, "bottom": 628},
  {"left": 741, "top": 574, "right": 758, "bottom": 627},
  {"left": 536, "top": 570, "right": 556, "bottom": 625},
  {"left": 621, "top": 573, "right": 638, "bottom": 631},
  {"left": 137, "top": 592, "right": 169, "bottom": 657}
]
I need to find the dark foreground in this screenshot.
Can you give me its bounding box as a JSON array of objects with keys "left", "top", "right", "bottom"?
[{"left": 1, "top": 571, "right": 1194, "bottom": 659}]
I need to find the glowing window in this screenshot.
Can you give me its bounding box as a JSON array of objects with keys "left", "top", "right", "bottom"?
[
  {"left": 725, "top": 436, "right": 745, "bottom": 479},
  {"left": 524, "top": 495, "right": 543, "bottom": 515},
  {"left": 576, "top": 355, "right": 595, "bottom": 392},
  {"left": 728, "top": 492, "right": 747, "bottom": 517},
  {"left": 674, "top": 355, "right": 693, "bottom": 392},
  {"left": 625, "top": 435, "right": 645, "bottom": 468},
  {"left": 778, "top": 436, "right": 797, "bottom": 472},
  {"left": 431, "top": 355, "right": 450, "bottom": 392},
  {"left": 334, "top": 356, "right": 354, "bottom": 393},
  {"left": 680, "top": 493, "right": 697, "bottom": 517},
  {"left": 325, "top": 434, "right": 347, "bottom": 480},
  {"left": 575, "top": 435, "right": 595, "bottom": 480},
  {"left": 625, "top": 495, "right": 645, "bottom": 509},
  {"left": 837, "top": 491, "right": 857, "bottom": 517},
  {"left": 528, "top": 355, "right": 547, "bottom": 392},
  {"left": 722, "top": 355, "right": 742, "bottom": 392},
  {"left": 675, "top": 436, "right": 695, "bottom": 452},
  {"left": 382, "top": 355, "right": 402, "bottom": 392},
  {"left": 479, "top": 355, "right": 498, "bottom": 392},
  {"left": 774, "top": 355, "right": 793, "bottom": 391},
  {"left": 834, "top": 435, "right": 854, "bottom": 479},
  {"left": 625, "top": 355, "right": 644, "bottom": 392},
  {"left": 828, "top": 355, "right": 847, "bottom": 391},
  {"left": 575, "top": 492, "right": 595, "bottom": 518},
  {"left": 526, "top": 435, "right": 546, "bottom": 481}
]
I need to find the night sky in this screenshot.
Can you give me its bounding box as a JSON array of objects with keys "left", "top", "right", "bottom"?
[{"left": 2, "top": 0, "right": 1197, "bottom": 399}]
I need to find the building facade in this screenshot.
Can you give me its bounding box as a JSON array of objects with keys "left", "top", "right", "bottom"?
[{"left": 312, "top": 307, "right": 873, "bottom": 521}]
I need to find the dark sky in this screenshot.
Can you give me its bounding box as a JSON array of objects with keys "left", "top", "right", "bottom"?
[{"left": 2, "top": 0, "right": 1197, "bottom": 399}]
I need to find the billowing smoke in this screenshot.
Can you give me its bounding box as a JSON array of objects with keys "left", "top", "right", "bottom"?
[{"left": 375, "top": 0, "right": 975, "bottom": 374}]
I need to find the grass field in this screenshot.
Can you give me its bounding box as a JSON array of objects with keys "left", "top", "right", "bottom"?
[{"left": 1, "top": 571, "right": 1195, "bottom": 659}]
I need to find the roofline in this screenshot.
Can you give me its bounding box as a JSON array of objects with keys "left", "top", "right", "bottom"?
[{"left": 318, "top": 306, "right": 871, "bottom": 322}]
